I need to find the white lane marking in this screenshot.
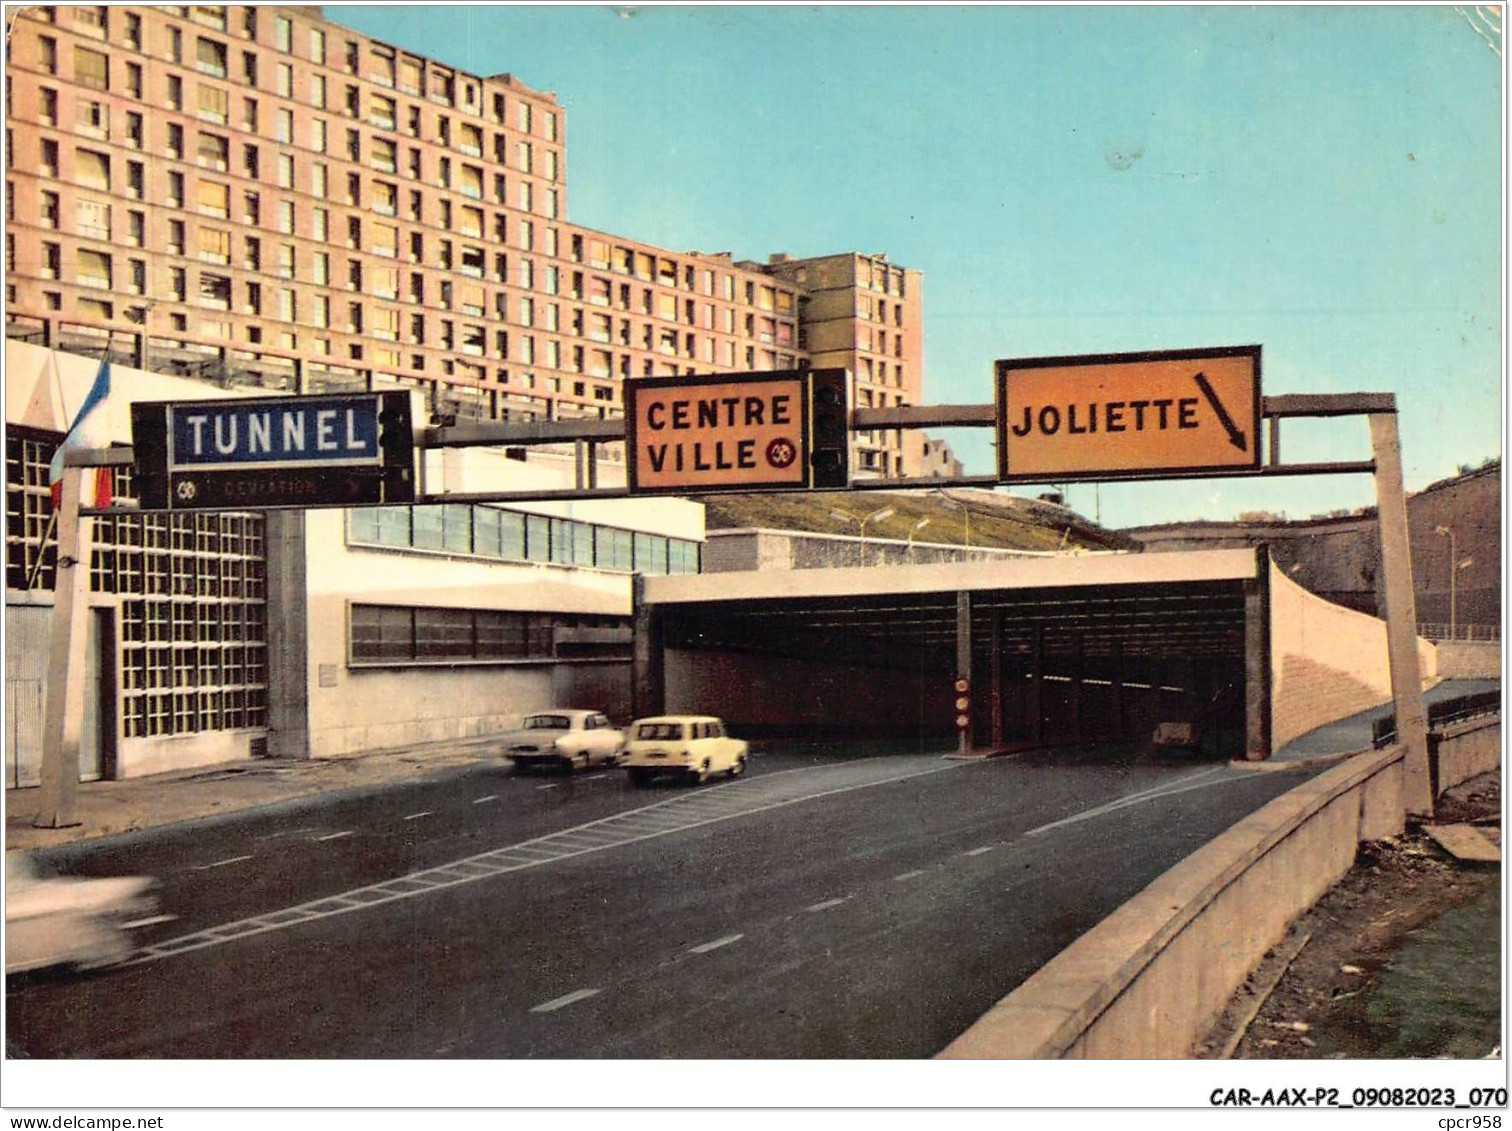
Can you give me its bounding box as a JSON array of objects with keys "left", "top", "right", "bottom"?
[
  {"left": 688, "top": 933, "right": 744, "bottom": 955},
  {"left": 121, "top": 914, "right": 179, "bottom": 930},
  {"left": 1026, "top": 768, "right": 1242, "bottom": 838},
  {"left": 537, "top": 784, "right": 559, "bottom": 791},
  {"left": 316, "top": 830, "right": 355, "bottom": 842},
  {"left": 964, "top": 846, "right": 995, "bottom": 857},
  {"left": 530, "top": 988, "right": 601, "bottom": 1013},
  {"left": 472, "top": 795, "right": 499, "bottom": 805},
  {"left": 135, "top": 755, "right": 963, "bottom": 964},
  {"left": 403, "top": 811, "right": 434, "bottom": 821},
  {"left": 583, "top": 773, "right": 607, "bottom": 781},
  {"left": 894, "top": 870, "right": 926, "bottom": 882},
  {"left": 192, "top": 854, "right": 254, "bottom": 871},
  {"left": 805, "top": 897, "right": 850, "bottom": 913}
]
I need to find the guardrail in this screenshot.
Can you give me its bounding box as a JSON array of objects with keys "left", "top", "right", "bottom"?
[
  {"left": 1371, "top": 689, "right": 1501, "bottom": 748},
  {"left": 1417, "top": 623, "right": 1501, "bottom": 643}
]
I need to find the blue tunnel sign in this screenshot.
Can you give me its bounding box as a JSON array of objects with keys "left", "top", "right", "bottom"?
[
  {"left": 170, "top": 399, "right": 382, "bottom": 468},
  {"left": 131, "top": 393, "right": 414, "bottom": 511}
]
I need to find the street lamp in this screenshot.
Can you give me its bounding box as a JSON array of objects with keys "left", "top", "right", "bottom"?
[
  {"left": 1434, "top": 525, "right": 1457, "bottom": 638},
  {"left": 936, "top": 491, "right": 971, "bottom": 549},
  {"left": 908, "top": 517, "right": 931, "bottom": 563},
  {"left": 830, "top": 505, "right": 894, "bottom": 565}
]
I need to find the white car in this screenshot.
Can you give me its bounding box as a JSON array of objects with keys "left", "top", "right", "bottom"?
[
  {"left": 499, "top": 710, "right": 626, "bottom": 773},
  {"left": 5, "top": 852, "right": 158, "bottom": 975},
  {"left": 620, "top": 716, "right": 749, "bottom": 786}
]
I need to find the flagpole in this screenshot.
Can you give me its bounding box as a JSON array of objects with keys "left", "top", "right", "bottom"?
[
  {"left": 24, "top": 510, "right": 58, "bottom": 590},
  {"left": 36, "top": 461, "right": 90, "bottom": 828}
]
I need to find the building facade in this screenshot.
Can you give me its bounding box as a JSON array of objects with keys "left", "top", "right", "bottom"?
[{"left": 5, "top": 4, "right": 926, "bottom": 480}]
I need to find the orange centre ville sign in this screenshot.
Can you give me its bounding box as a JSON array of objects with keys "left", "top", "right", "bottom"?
[
  {"left": 995, "top": 346, "right": 1262, "bottom": 481},
  {"left": 625, "top": 372, "right": 812, "bottom": 494}
]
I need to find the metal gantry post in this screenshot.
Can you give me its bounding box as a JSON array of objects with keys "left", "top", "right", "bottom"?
[
  {"left": 956, "top": 590, "right": 974, "bottom": 756},
  {"left": 35, "top": 465, "right": 90, "bottom": 828}
]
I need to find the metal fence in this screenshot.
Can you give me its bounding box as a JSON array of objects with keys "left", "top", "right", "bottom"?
[
  {"left": 1372, "top": 689, "right": 1502, "bottom": 749},
  {"left": 1416, "top": 623, "right": 1502, "bottom": 643}
]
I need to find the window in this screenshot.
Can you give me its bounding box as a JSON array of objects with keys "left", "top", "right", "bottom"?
[
  {"left": 196, "top": 180, "right": 229, "bottom": 218},
  {"left": 371, "top": 137, "right": 396, "bottom": 173},
  {"left": 169, "top": 27, "right": 182, "bottom": 63},
  {"left": 196, "top": 226, "right": 229, "bottom": 264},
  {"left": 310, "top": 28, "right": 326, "bottom": 64},
  {"left": 125, "top": 12, "right": 142, "bottom": 48},
  {"left": 126, "top": 61, "right": 143, "bottom": 99},
  {"left": 75, "top": 46, "right": 109, "bottom": 90},
  {"left": 197, "top": 131, "right": 229, "bottom": 170},
  {"left": 277, "top": 153, "right": 293, "bottom": 188},
  {"left": 126, "top": 111, "right": 144, "bottom": 148},
  {"left": 276, "top": 199, "right": 293, "bottom": 234},
  {"left": 41, "top": 241, "right": 61, "bottom": 279},
  {"left": 275, "top": 16, "right": 292, "bottom": 52},
  {"left": 76, "top": 147, "right": 111, "bottom": 190},
  {"left": 167, "top": 220, "right": 185, "bottom": 255},
  {"left": 311, "top": 74, "right": 326, "bottom": 109},
  {"left": 195, "top": 37, "right": 227, "bottom": 77},
  {"left": 370, "top": 94, "right": 395, "bottom": 130},
  {"left": 77, "top": 248, "right": 112, "bottom": 289},
  {"left": 242, "top": 144, "right": 260, "bottom": 179},
  {"left": 370, "top": 45, "right": 396, "bottom": 86},
  {"left": 516, "top": 141, "right": 532, "bottom": 173},
  {"left": 276, "top": 108, "right": 292, "bottom": 142},
  {"left": 196, "top": 83, "right": 228, "bottom": 123},
  {"left": 276, "top": 63, "right": 292, "bottom": 97},
  {"left": 40, "top": 36, "right": 58, "bottom": 74},
  {"left": 312, "top": 163, "right": 328, "bottom": 199},
  {"left": 372, "top": 222, "right": 398, "bottom": 258}
]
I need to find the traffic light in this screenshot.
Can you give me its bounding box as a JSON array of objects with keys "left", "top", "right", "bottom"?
[
  {"left": 378, "top": 391, "right": 417, "bottom": 504},
  {"left": 807, "top": 368, "right": 850, "bottom": 489},
  {"left": 954, "top": 677, "right": 971, "bottom": 731}
]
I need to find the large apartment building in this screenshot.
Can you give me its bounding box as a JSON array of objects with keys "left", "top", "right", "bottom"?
[{"left": 4, "top": 3, "right": 925, "bottom": 479}]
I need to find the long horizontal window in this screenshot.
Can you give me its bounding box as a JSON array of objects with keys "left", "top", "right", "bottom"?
[
  {"left": 346, "top": 504, "right": 699, "bottom": 575},
  {"left": 349, "top": 604, "right": 630, "bottom": 667}
]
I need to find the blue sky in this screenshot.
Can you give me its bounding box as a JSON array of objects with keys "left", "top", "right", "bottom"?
[{"left": 337, "top": 3, "right": 1503, "bottom": 528}]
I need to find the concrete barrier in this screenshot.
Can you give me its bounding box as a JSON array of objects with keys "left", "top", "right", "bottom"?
[
  {"left": 937, "top": 747, "right": 1406, "bottom": 1059},
  {"left": 1435, "top": 716, "right": 1501, "bottom": 796}
]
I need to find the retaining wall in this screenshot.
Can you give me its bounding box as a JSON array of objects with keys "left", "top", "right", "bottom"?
[
  {"left": 938, "top": 747, "right": 1405, "bottom": 1059},
  {"left": 1435, "top": 716, "right": 1501, "bottom": 796},
  {"left": 1270, "top": 566, "right": 1437, "bottom": 752}
]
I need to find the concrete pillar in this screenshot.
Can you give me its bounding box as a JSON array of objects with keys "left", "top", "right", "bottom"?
[
  {"left": 1111, "top": 639, "right": 1124, "bottom": 742},
  {"left": 989, "top": 609, "right": 1004, "bottom": 748},
  {"left": 264, "top": 509, "right": 311, "bottom": 759},
  {"left": 1029, "top": 623, "right": 1045, "bottom": 747},
  {"left": 1243, "top": 546, "right": 1272, "bottom": 761},
  {"left": 1370, "top": 412, "right": 1433, "bottom": 816},
  {"left": 956, "top": 590, "right": 974, "bottom": 755},
  {"left": 632, "top": 574, "right": 665, "bottom": 720},
  {"left": 1070, "top": 632, "right": 1085, "bottom": 743}
]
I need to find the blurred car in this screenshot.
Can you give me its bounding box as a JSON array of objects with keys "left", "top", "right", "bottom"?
[
  {"left": 5, "top": 852, "right": 157, "bottom": 975},
  {"left": 499, "top": 709, "right": 626, "bottom": 773},
  {"left": 621, "top": 715, "right": 748, "bottom": 786}
]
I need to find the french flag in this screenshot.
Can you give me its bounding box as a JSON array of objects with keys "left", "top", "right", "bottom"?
[{"left": 48, "top": 358, "right": 114, "bottom": 510}]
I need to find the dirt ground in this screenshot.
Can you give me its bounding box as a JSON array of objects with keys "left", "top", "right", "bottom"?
[{"left": 1194, "top": 770, "right": 1502, "bottom": 1059}]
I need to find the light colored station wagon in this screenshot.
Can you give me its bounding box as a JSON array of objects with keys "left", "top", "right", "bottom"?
[
  {"left": 499, "top": 710, "right": 626, "bottom": 773},
  {"left": 620, "top": 715, "right": 749, "bottom": 786}
]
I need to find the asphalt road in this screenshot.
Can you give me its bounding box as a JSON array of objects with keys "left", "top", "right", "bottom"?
[{"left": 6, "top": 741, "right": 1321, "bottom": 1058}]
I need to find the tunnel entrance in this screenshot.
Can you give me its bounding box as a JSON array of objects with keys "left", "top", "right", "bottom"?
[{"left": 638, "top": 552, "right": 1260, "bottom": 760}]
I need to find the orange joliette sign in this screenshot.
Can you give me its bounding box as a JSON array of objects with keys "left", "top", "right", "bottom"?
[
  {"left": 626, "top": 373, "right": 810, "bottom": 494},
  {"left": 996, "top": 346, "right": 1261, "bottom": 481}
]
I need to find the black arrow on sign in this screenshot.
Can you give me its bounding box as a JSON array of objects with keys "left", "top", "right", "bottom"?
[{"left": 1192, "top": 371, "right": 1247, "bottom": 452}]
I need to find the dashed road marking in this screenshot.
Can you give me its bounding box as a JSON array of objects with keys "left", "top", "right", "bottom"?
[
  {"left": 530, "top": 988, "right": 601, "bottom": 1013},
  {"left": 536, "top": 784, "right": 560, "bottom": 792},
  {"left": 805, "top": 897, "right": 850, "bottom": 913},
  {"left": 192, "top": 855, "right": 254, "bottom": 871},
  {"left": 133, "top": 754, "right": 961, "bottom": 965},
  {"left": 688, "top": 933, "right": 744, "bottom": 955},
  {"left": 583, "top": 774, "right": 608, "bottom": 781},
  {"left": 964, "top": 845, "right": 995, "bottom": 857},
  {"left": 894, "top": 870, "right": 926, "bottom": 882},
  {"left": 403, "top": 811, "right": 434, "bottom": 822},
  {"left": 316, "top": 831, "right": 355, "bottom": 842},
  {"left": 472, "top": 795, "right": 499, "bottom": 805}
]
